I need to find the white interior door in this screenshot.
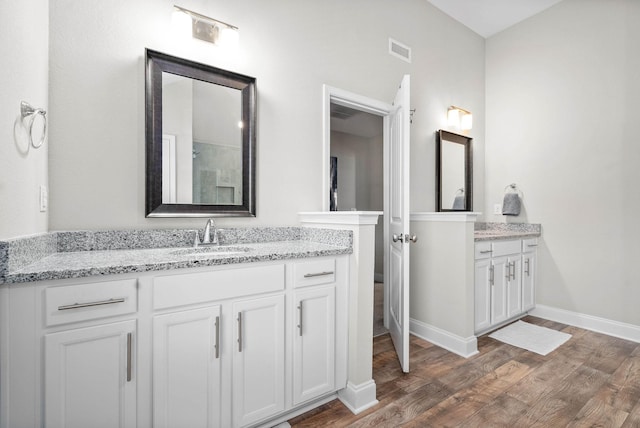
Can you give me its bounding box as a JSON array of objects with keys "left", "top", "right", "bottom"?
[{"left": 386, "top": 75, "right": 411, "bottom": 373}]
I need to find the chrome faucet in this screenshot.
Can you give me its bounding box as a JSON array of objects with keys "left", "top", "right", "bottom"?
[{"left": 194, "top": 218, "right": 219, "bottom": 247}]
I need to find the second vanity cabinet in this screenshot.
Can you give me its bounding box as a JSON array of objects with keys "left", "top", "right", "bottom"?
[
  {"left": 2, "top": 255, "right": 348, "bottom": 428},
  {"left": 475, "top": 238, "right": 538, "bottom": 334}
]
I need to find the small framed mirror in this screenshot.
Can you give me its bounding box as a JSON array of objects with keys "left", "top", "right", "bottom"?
[
  {"left": 436, "top": 129, "right": 472, "bottom": 212},
  {"left": 145, "top": 49, "right": 256, "bottom": 217}
]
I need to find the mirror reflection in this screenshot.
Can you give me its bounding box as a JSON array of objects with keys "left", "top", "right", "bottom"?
[
  {"left": 436, "top": 129, "right": 473, "bottom": 212},
  {"left": 145, "top": 49, "right": 256, "bottom": 217},
  {"left": 162, "top": 73, "right": 243, "bottom": 205}
]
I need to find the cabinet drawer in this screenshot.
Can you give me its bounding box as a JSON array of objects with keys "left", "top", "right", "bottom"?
[
  {"left": 45, "top": 279, "right": 138, "bottom": 326},
  {"left": 491, "top": 240, "right": 522, "bottom": 257},
  {"left": 475, "top": 242, "right": 493, "bottom": 260},
  {"left": 153, "top": 264, "right": 285, "bottom": 310},
  {"left": 523, "top": 238, "right": 539, "bottom": 252},
  {"left": 294, "top": 258, "right": 336, "bottom": 288}
]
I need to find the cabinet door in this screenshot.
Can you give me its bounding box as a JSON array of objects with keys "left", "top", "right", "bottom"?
[
  {"left": 45, "top": 320, "right": 136, "bottom": 428},
  {"left": 522, "top": 252, "right": 536, "bottom": 311},
  {"left": 506, "top": 257, "right": 522, "bottom": 318},
  {"left": 232, "top": 294, "right": 285, "bottom": 427},
  {"left": 293, "top": 286, "right": 335, "bottom": 405},
  {"left": 153, "top": 306, "right": 222, "bottom": 428},
  {"left": 491, "top": 256, "right": 509, "bottom": 326},
  {"left": 474, "top": 258, "right": 492, "bottom": 333}
]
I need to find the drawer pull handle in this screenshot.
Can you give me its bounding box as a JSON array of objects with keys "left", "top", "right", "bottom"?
[
  {"left": 527, "top": 244, "right": 538, "bottom": 247},
  {"left": 303, "top": 271, "right": 334, "bottom": 278},
  {"left": 126, "top": 332, "right": 133, "bottom": 382},
  {"left": 58, "top": 297, "right": 125, "bottom": 311},
  {"left": 479, "top": 250, "right": 493, "bottom": 254}
]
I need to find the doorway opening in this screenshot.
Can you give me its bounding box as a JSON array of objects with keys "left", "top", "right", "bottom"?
[{"left": 328, "top": 103, "right": 387, "bottom": 337}]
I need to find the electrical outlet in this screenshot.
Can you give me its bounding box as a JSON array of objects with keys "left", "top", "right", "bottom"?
[
  {"left": 493, "top": 203, "right": 502, "bottom": 215},
  {"left": 39, "top": 185, "right": 48, "bottom": 212}
]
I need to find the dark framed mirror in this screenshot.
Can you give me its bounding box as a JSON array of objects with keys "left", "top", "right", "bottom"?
[
  {"left": 145, "top": 49, "right": 256, "bottom": 217},
  {"left": 436, "top": 129, "right": 472, "bottom": 212}
]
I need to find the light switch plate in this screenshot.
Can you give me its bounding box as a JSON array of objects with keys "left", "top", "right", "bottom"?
[
  {"left": 39, "top": 185, "right": 48, "bottom": 212},
  {"left": 493, "top": 203, "right": 502, "bottom": 215}
]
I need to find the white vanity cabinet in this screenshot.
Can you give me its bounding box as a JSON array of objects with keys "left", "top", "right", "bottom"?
[
  {"left": 0, "top": 254, "right": 348, "bottom": 428},
  {"left": 474, "top": 238, "right": 537, "bottom": 335},
  {"left": 292, "top": 258, "right": 337, "bottom": 406},
  {"left": 43, "top": 279, "right": 139, "bottom": 428}
]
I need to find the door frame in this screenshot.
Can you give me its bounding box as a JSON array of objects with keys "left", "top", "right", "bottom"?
[{"left": 322, "top": 84, "right": 393, "bottom": 329}]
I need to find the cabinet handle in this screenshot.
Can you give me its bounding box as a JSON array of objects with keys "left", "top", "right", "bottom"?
[
  {"left": 527, "top": 244, "right": 538, "bottom": 247},
  {"left": 237, "top": 312, "right": 243, "bottom": 353},
  {"left": 525, "top": 259, "right": 530, "bottom": 277},
  {"left": 303, "top": 271, "right": 334, "bottom": 278},
  {"left": 511, "top": 262, "right": 516, "bottom": 280},
  {"left": 298, "top": 302, "right": 303, "bottom": 337},
  {"left": 126, "top": 332, "right": 132, "bottom": 382},
  {"left": 489, "top": 265, "right": 494, "bottom": 286},
  {"left": 480, "top": 250, "right": 493, "bottom": 254},
  {"left": 58, "top": 297, "right": 125, "bottom": 311},
  {"left": 505, "top": 263, "right": 510, "bottom": 281},
  {"left": 214, "top": 316, "right": 220, "bottom": 359}
]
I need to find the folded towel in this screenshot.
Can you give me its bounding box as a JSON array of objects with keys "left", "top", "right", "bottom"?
[
  {"left": 502, "top": 193, "right": 521, "bottom": 216},
  {"left": 452, "top": 195, "right": 465, "bottom": 210}
]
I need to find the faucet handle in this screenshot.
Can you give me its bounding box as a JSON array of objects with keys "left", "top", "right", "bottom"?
[{"left": 193, "top": 231, "right": 200, "bottom": 248}]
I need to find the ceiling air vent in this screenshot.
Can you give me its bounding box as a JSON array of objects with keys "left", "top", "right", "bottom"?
[{"left": 389, "top": 38, "right": 411, "bottom": 63}]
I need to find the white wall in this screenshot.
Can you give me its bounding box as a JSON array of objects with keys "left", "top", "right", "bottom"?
[
  {"left": 485, "top": 0, "right": 640, "bottom": 325},
  {"left": 45, "top": 0, "right": 485, "bottom": 231},
  {"left": 0, "top": 1, "right": 49, "bottom": 239}
]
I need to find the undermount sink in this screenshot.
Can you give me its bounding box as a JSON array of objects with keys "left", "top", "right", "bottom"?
[{"left": 170, "top": 246, "right": 251, "bottom": 257}]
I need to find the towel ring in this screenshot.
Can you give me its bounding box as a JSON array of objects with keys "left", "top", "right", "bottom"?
[
  {"left": 504, "top": 183, "right": 524, "bottom": 197},
  {"left": 455, "top": 187, "right": 465, "bottom": 196},
  {"left": 20, "top": 101, "right": 47, "bottom": 149}
]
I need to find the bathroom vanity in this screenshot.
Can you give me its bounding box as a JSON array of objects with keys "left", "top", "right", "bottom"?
[
  {"left": 409, "top": 213, "right": 540, "bottom": 357},
  {"left": 0, "top": 228, "right": 351, "bottom": 428}
]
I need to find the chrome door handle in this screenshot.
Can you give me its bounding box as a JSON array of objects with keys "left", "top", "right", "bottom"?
[
  {"left": 126, "top": 332, "right": 133, "bottom": 382},
  {"left": 406, "top": 234, "right": 418, "bottom": 243},
  {"left": 214, "top": 316, "right": 220, "bottom": 359},
  {"left": 392, "top": 234, "right": 403, "bottom": 243},
  {"left": 525, "top": 259, "right": 530, "bottom": 277},
  {"left": 489, "top": 265, "right": 494, "bottom": 286},
  {"left": 510, "top": 262, "right": 516, "bottom": 280},
  {"left": 297, "top": 302, "right": 303, "bottom": 337},
  {"left": 237, "top": 312, "right": 243, "bottom": 353}
]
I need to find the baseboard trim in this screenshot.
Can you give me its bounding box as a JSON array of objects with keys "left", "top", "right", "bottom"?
[
  {"left": 530, "top": 305, "right": 640, "bottom": 343},
  {"left": 338, "top": 380, "right": 379, "bottom": 415},
  {"left": 410, "top": 318, "right": 479, "bottom": 358}
]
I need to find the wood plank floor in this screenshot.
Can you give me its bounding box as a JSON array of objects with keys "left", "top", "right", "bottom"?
[{"left": 288, "top": 316, "right": 640, "bottom": 427}]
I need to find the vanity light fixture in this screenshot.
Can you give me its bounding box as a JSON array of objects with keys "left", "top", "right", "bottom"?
[
  {"left": 447, "top": 106, "right": 473, "bottom": 131},
  {"left": 172, "top": 5, "right": 239, "bottom": 48}
]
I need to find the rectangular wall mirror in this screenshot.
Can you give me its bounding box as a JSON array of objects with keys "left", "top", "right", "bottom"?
[
  {"left": 436, "top": 129, "right": 473, "bottom": 212},
  {"left": 145, "top": 49, "right": 256, "bottom": 217}
]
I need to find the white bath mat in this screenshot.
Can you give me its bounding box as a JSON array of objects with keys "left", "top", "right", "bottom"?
[{"left": 489, "top": 321, "right": 572, "bottom": 356}]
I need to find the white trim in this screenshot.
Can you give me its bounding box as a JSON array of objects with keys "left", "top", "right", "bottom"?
[
  {"left": 254, "top": 394, "right": 337, "bottom": 428},
  {"left": 299, "top": 211, "right": 382, "bottom": 226},
  {"left": 530, "top": 305, "right": 640, "bottom": 343},
  {"left": 410, "top": 212, "right": 482, "bottom": 222},
  {"left": 410, "top": 318, "right": 479, "bottom": 358},
  {"left": 337, "top": 380, "right": 379, "bottom": 415}
]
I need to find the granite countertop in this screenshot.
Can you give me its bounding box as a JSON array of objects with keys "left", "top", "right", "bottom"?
[
  {"left": 474, "top": 222, "right": 541, "bottom": 242},
  {"left": 0, "top": 227, "right": 352, "bottom": 285}
]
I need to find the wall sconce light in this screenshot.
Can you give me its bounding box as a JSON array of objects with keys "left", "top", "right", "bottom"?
[
  {"left": 447, "top": 106, "right": 472, "bottom": 131},
  {"left": 172, "top": 5, "right": 239, "bottom": 48}
]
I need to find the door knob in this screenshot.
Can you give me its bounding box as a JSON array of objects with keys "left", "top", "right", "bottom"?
[
  {"left": 406, "top": 234, "right": 417, "bottom": 243},
  {"left": 392, "top": 234, "right": 403, "bottom": 243}
]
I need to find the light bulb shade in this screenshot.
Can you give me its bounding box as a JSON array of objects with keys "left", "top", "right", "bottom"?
[
  {"left": 218, "top": 26, "right": 239, "bottom": 48},
  {"left": 460, "top": 112, "right": 473, "bottom": 130},
  {"left": 171, "top": 8, "right": 192, "bottom": 39},
  {"left": 447, "top": 108, "right": 460, "bottom": 127}
]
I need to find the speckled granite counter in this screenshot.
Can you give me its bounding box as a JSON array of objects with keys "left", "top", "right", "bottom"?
[
  {"left": 0, "top": 227, "right": 352, "bottom": 285},
  {"left": 474, "top": 222, "right": 541, "bottom": 242}
]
